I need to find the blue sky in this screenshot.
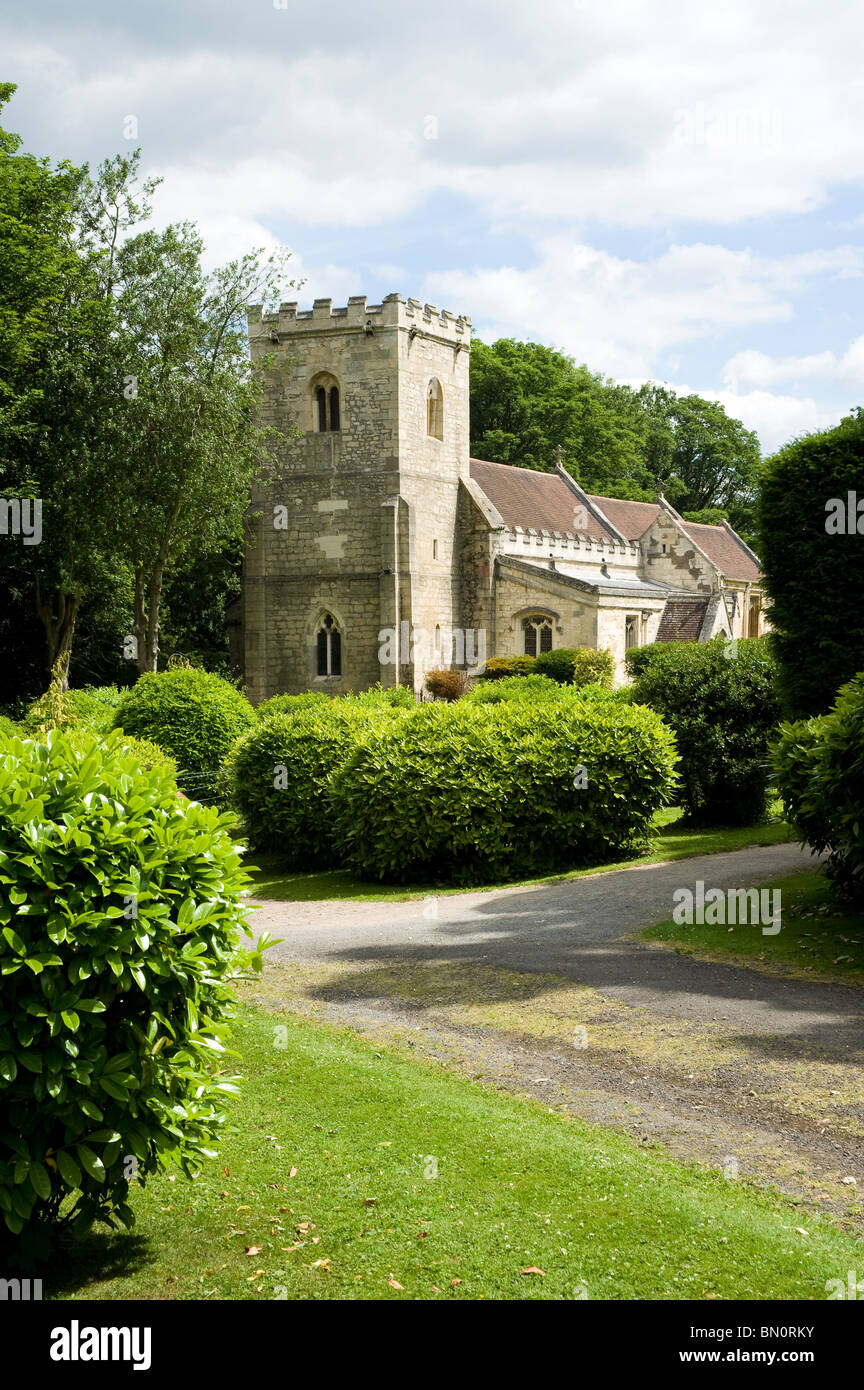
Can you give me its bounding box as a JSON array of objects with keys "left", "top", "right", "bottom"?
[{"left": 3, "top": 0, "right": 863, "bottom": 452}]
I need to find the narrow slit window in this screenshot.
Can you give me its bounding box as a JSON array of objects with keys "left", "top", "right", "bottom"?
[
  {"left": 426, "top": 379, "right": 443, "bottom": 439},
  {"left": 316, "top": 614, "right": 342, "bottom": 676}
]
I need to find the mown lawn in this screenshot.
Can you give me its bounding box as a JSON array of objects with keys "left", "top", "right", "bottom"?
[
  {"left": 50, "top": 1004, "right": 860, "bottom": 1302},
  {"left": 642, "top": 869, "right": 864, "bottom": 987},
  {"left": 248, "top": 806, "right": 793, "bottom": 903}
]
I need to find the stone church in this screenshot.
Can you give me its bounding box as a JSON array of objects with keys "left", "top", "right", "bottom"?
[{"left": 241, "top": 293, "right": 765, "bottom": 701}]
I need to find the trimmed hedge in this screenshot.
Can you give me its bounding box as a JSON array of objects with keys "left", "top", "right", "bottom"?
[
  {"left": 534, "top": 647, "right": 615, "bottom": 688},
  {"left": 476, "top": 655, "right": 538, "bottom": 682},
  {"left": 22, "top": 685, "right": 126, "bottom": 737},
  {"left": 256, "top": 692, "right": 333, "bottom": 719},
  {"left": 329, "top": 698, "right": 677, "bottom": 884},
  {"left": 627, "top": 637, "right": 781, "bottom": 826},
  {"left": 772, "top": 674, "right": 864, "bottom": 900},
  {"left": 759, "top": 408, "right": 864, "bottom": 716},
  {"left": 0, "top": 729, "right": 256, "bottom": 1259},
  {"left": 463, "top": 674, "right": 562, "bottom": 704},
  {"left": 112, "top": 668, "right": 255, "bottom": 799},
  {"left": 341, "top": 684, "right": 417, "bottom": 710},
  {"left": 227, "top": 703, "right": 410, "bottom": 863}
]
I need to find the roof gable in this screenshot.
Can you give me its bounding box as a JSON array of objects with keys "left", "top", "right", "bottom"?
[
  {"left": 468, "top": 457, "right": 761, "bottom": 581},
  {"left": 468, "top": 458, "right": 615, "bottom": 542}
]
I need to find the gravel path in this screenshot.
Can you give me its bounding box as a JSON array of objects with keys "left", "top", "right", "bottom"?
[
  {"left": 250, "top": 842, "right": 862, "bottom": 1053},
  {"left": 245, "top": 842, "right": 864, "bottom": 1221}
]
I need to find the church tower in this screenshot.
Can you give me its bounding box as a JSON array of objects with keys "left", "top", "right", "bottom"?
[{"left": 243, "top": 293, "right": 471, "bottom": 702}]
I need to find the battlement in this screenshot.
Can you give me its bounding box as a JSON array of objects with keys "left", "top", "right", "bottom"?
[{"left": 248, "top": 292, "right": 471, "bottom": 342}]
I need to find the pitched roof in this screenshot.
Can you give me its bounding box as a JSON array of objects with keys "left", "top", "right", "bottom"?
[
  {"left": 585, "top": 494, "right": 661, "bottom": 540},
  {"left": 656, "top": 597, "right": 710, "bottom": 642},
  {"left": 468, "top": 458, "right": 615, "bottom": 542},
  {"left": 468, "top": 458, "right": 761, "bottom": 581},
  {"left": 681, "top": 522, "right": 761, "bottom": 582}
]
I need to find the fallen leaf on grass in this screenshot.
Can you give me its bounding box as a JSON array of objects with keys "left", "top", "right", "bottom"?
[
  {"left": 521, "top": 1266, "right": 545, "bottom": 1276},
  {"left": 289, "top": 1167, "right": 298, "bottom": 1178},
  {"left": 388, "top": 1277, "right": 404, "bottom": 1290},
  {"left": 362, "top": 1197, "right": 378, "bottom": 1207},
  {"left": 450, "top": 1278, "right": 462, "bottom": 1287},
  {"left": 244, "top": 1245, "right": 263, "bottom": 1256}
]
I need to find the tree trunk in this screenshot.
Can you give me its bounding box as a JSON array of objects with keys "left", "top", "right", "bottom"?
[
  {"left": 134, "top": 497, "right": 183, "bottom": 674},
  {"left": 35, "top": 581, "right": 81, "bottom": 690}
]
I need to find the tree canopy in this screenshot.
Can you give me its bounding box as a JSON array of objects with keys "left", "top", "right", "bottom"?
[
  {"left": 758, "top": 407, "right": 864, "bottom": 716},
  {"left": 0, "top": 88, "right": 298, "bottom": 696},
  {"left": 468, "top": 338, "right": 761, "bottom": 539}
]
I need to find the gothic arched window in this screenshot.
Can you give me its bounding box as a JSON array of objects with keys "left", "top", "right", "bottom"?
[
  {"left": 426, "top": 378, "right": 443, "bottom": 439},
  {"left": 316, "top": 614, "right": 342, "bottom": 676},
  {"left": 311, "top": 374, "right": 341, "bottom": 432},
  {"left": 522, "top": 614, "right": 553, "bottom": 657}
]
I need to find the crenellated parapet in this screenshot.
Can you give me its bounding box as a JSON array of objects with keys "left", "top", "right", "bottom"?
[{"left": 248, "top": 292, "right": 471, "bottom": 344}]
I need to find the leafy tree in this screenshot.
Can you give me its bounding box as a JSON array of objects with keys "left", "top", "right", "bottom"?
[
  {"left": 1, "top": 98, "right": 298, "bottom": 689},
  {"left": 469, "top": 340, "right": 761, "bottom": 534},
  {"left": 469, "top": 339, "right": 654, "bottom": 497},
  {"left": 759, "top": 408, "right": 864, "bottom": 716},
  {"left": 104, "top": 220, "right": 295, "bottom": 673},
  {"left": 0, "top": 83, "right": 82, "bottom": 459}
]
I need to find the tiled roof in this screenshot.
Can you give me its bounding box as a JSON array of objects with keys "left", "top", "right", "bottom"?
[
  {"left": 656, "top": 597, "right": 710, "bottom": 642},
  {"left": 585, "top": 494, "right": 661, "bottom": 540},
  {"left": 468, "top": 458, "right": 761, "bottom": 581},
  {"left": 682, "top": 522, "right": 761, "bottom": 582},
  {"left": 468, "top": 458, "right": 615, "bottom": 542}
]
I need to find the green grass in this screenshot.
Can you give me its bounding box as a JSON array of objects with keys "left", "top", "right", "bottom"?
[
  {"left": 52, "top": 1006, "right": 860, "bottom": 1301},
  {"left": 642, "top": 869, "right": 864, "bottom": 986},
  {"left": 248, "top": 805, "right": 793, "bottom": 902}
]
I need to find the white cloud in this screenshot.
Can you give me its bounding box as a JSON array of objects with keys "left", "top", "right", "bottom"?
[
  {"left": 705, "top": 390, "right": 842, "bottom": 454},
  {"left": 723, "top": 337, "right": 864, "bottom": 391},
  {"left": 4, "top": 0, "right": 864, "bottom": 234},
  {"left": 423, "top": 236, "right": 864, "bottom": 379}
]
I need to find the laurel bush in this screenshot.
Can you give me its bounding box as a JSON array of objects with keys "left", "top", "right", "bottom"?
[
  {"left": 627, "top": 637, "right": 781, "bottom": 825},
  {"left": 772, "top": 674, "right": 864, "bottom": 900},
  {"left": 0, "top": 730, "right": 258, "bottom": 1261},
  {"left": 227, "top": 703, "right": 411, "bottom": 863},
  {"left": 329, "top": 698, "right": 677, "bottom": 884}
]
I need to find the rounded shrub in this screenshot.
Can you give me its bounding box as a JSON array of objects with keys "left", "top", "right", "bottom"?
[
  {"left": 0, "top": 729, "right": 256, "bottom": 1260},
  {"left": 425, "top": 668, "right": 468, "bottom": 701},
  {"left": 534, "top": 646, "right": 615, "bottom": 687},
  {"left": 112, "top": 668, "right": 255, "bottom": 799},
  {"left": 330, "top": 698, "right": 677, "bottom": 884},
  {"left": 772, "top": 674, "right": 864, "bottom": 900},
  {"left": 112, "top": 733, "right": 179, "bottom": 778},
  {"left": 627, "top": 636, "right": 781, "bottom": 826},
  {"left": 227, "top": 703, "right": 410, "bottom": 864},
  {"left": 0, "top": 715, "right": 19, "bottom": 740}
]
